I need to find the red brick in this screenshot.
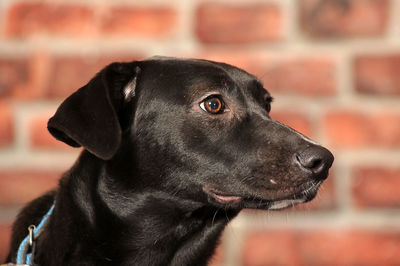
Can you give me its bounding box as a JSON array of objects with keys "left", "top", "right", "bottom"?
[
  {"left": 299, "top": 0, "right": 388, "bottom": 38},
  {"left": 6, "top": 3, "right": 97, "bottom": 37},
  {"left": 355, "top": 55, "right": 400, "bottom": 95},
  {"left": 28, "top": 111, "right": 75, "bottom": 150},
  {"left": 0, "top": 54, "right": 55, "bottom": 100},
  {"left": 199, "top": 52, "right": 337, "bottom": 96},
  {"left": 352, "top": 166, "right": 400, "bottom": 208},
  {"left": 323, "top": 110, "right": 400, "bottom": 148},
  {"left": 0, "top": 224, "right": 12, "bottom": 263},
  {"left": 196, "top": 3, "right": 282, "bottom": 44},
  {"left": 243, "top": 229, "right": 400, "bottom": 266},
  {"left": 0, "top": 101, "right": 13, "bottom": 147},
  {"left": 101, "top": 7, "right": 177, "bottom": 37},
  {"left": 271, "top": 111, "right": 312, "bottom": 138},
  {"left": 243, "top": 230, "right": 298, "bottom": 266},
  {"left": 0, "top": 171, "right": 60, "bottom": 206},
  {"left": 262, "top": 58, "right": 336, "bottom": 96},
  {"left": 1, "top": 53, "right": 53, "bottom": 100},
  {"left": 20, "top": 53, "right": 52, "bottom": 100},
  {"left": 0, "top": 57, "right": 29, "bottom": 98},
  {"left": 46, "top": 56, "right": 106, "bottom": 99},
  {"left": 46, "top": 54, "right": 142, "bottom": 99}
]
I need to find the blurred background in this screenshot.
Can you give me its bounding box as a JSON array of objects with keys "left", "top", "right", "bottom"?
[{"left": 1, "top": 0, "right": 400, "bottom": 265}]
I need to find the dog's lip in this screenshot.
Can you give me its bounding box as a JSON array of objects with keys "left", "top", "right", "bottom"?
[
  {"left": 203, "top": 181, "right": 322, "bottom": 208},
  {"left": 203, "top": 187, "right": 243, "bottom": 204},
  {"left": 204, "top": 187, "right": 307, "bottom": 209}
]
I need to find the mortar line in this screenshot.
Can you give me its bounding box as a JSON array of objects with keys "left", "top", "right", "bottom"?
[{"left": 385, "top": 0, "right": 400, "bottom": 41}]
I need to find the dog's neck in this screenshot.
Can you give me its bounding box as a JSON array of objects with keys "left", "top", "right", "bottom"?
[{"left": 43, "top": 151, "right": 239, "bottom": 265}]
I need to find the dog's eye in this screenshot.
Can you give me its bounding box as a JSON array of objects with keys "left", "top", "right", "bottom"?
[
  {"left": 264, "top": 95, "right": 273, "bottom": 113},
  {"left": 200, "top": 96, "right": 225, "bottom": 114},
  {"left": 265, "top": 102, "right": 271, "bottom": 113}
]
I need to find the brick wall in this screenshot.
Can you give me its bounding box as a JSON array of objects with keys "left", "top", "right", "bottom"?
[{"left": 1, "top": 0, "right": 400, "bottom": 265}]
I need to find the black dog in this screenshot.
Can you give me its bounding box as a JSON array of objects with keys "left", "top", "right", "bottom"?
[{"left": 6, "top": 57, "right": 333, "bottom": 265}]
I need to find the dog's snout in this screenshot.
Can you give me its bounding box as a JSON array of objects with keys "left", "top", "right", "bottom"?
[{"left": 295, "top": 146, "right": 334, "bottom": 179}]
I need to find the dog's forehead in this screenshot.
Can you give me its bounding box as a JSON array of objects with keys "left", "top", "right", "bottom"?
[
  {"left": 148, "top": 57, "right": 258, "bottom": 81},
  {"left": 142, "top": 57, "right": 265, "bottom": 97}
]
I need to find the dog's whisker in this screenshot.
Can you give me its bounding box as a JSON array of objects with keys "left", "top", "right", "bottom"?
[
  {"left": 223, "top": 207, "right": 231, "bottom": 223},
  {"left": 258, "top": 198, "right": 263, "bottom": 208},
  {"left": 211, "top": 209, "right": 220, "bottom": 227},
  {"left": 239, "top": 175, "right": 255, "bottom": 184}
]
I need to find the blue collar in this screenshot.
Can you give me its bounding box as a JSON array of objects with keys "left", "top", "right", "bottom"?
[{"left": 16, "top": 202, "right": 55, "bottom": 265}]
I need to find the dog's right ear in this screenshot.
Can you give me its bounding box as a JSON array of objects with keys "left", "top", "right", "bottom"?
[{"left": 47, "top": 62, "right": 140, "bottom": 160}]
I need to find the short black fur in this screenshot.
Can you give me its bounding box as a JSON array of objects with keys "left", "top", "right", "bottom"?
[{"left": 6, "top": 57, "right": 333, "bottom": 265}]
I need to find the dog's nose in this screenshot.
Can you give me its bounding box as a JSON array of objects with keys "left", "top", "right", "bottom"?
[{"left": 295, "top": 146, "right": 334, "bottom": 180}]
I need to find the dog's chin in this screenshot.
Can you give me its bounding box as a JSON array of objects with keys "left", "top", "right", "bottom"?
[{"left": 203, "top": 182, "right": 321, "bottom": 210}]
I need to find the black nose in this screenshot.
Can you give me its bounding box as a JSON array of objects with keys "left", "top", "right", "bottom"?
[{"left": 295, "top": 146, "right": 334, "bottom": 180}]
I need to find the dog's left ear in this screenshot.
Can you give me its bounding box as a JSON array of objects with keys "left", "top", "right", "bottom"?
[{"left": 48, "top": 62, "right": 140, "bottom": 160}]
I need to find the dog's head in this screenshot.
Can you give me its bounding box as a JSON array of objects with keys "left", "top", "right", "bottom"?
[{"left": 48, "top": 57, "right": 333, "bottom": 210}]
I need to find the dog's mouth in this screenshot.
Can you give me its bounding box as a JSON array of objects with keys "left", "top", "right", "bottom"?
[{"left": 203, "top": 181, "right": 322, "bottom": 210}]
